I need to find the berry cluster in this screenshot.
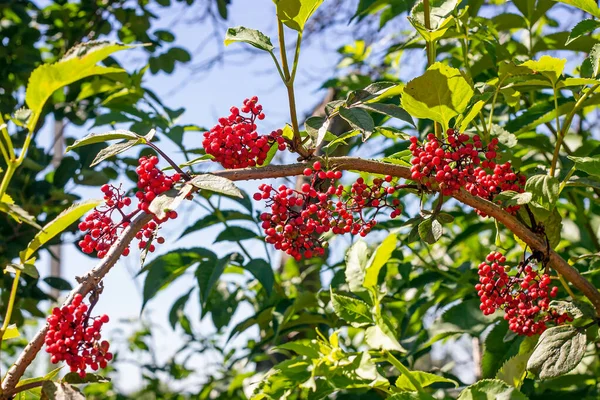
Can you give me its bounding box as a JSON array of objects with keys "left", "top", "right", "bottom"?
[
  {"left": 255, "top": 162, "right": 402, "bottom": 260},
  {"left": 78, "top": 156, "right": 181, "bottom": 258},
  {"left": 45, "top": 294, "right": 113, "bottom": 377},
  {"left": 409, "top": 130, "right": 525, "bottom": 215},
  {"left": 475, "top": 251, "right": 571, "bottom": 336},
  {"left": 203, "top": 96, "right": 286, "bottom": 169}
]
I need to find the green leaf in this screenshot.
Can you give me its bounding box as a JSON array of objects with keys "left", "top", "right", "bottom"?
[
  {"left": 544, "top": 208, "right": 562, "bottom": 249},
  {"left": 551, "top": 0, "right": 600, "bottom": 18},
  {"left": 521, "top": 55, "right": 566, "bottom": 84},
  {"left": 66, "top": 130, "right": 140, "bottom": 152},
  {"left": 62, "top": 372, "right": 110, "bottom": 384},
  {"left": 149, "top": 186, "right": 194, "bottom": 220},
  {"left": 91, "top": 139, "right": 142, "bottom": 166},
  {"left": 527, "top": 325, "right": 587, "bottom": 379},
  {"left": 566, "top": 19, "right": 600, "bottom": 45},
  {"left": 141, "top": 248, "right": 216, "bottom": 310},
  {"left": 388, "top": 393, "right": 435, "bottom": 400},
  {"left": 496, "top": 336, "right": 538, "bottom": 389},
  {"left": 481, "top": 322, "right": 523, "bottom": 379},
  {"left": 568, "top": 155, "right": 600, "bottom": 177},
  {"left": 524, "top": 175, "right": 560, "bottom": 211},
  {"left": 197, "top": 253, "right": 237, "bottom": 310},
  {"left": 273, "top": 0, "right": 324, "bottom": 32},
  {"left": 274, "top": 340, "right": 320, "bottom": 359},
  {"left": 21, "top": 200, "right": 101, "bottom": 262},
  {"left": 2, "top": 324, "right": 20, "bottom": 340},
  {"left": 0, "top": 201, "right": 42, "bottom": 229},
  {"left": 364, "top": 233, "right": 397, "bottom": 289},
  {"left": 169, "top": 288, "right": 194, "bottom": 329},
  {"left": 410, "top": 0, "right": 459, "bottom": 30},
  {"left": 44, "top": 277, "right": 72, "bottom": 291},
  {"left": 26, "top": 41, "right": 133, "bottom": 129},
  {"left": 491, "top": 124, "right": 518, "bottom": 148},
  {"left": 214, "top": 226, "right": 257, "bottom": 243},
  {"left": 457, "top": 379, "right": 528, "bottom": 399},
  {"left": 5, "top": 259, "right": 39, "bottom": 279},
  {"left": 243, "top": 259, "right": 275, "bottom": 297},
  {"left": 358, "top": 103, "right": 415, "bottom": 127},
  {"left": 41, "top": 381, "right": 85, "bottom": 400},
  {"left": 396, "top": 371, "right": 458, "bottom": 391},
  {"left": 224, "top": 26, "right": 274, "bottom": 52},
  {"left": 493, "top": 191, "right": 533, "bottom": 207},
  {"left": 330, "top": 290, "right": 373, "bottom": 326},
  {"left": 402, "top": 63, "right": 474, "bottom": 130},
  {"left": 549, "top": 300, "right": 596, "bottom": 319},
  {"left": 179, "top": 210, "right": 253, "bottom": 238},
  {"left": 189, "top": 174, "right": 242, "bottom": 198},
  {"left": 418, "top": 218, "right": 443, "bottom": 244},
  {"left": 345, "top": 240, "right": 370, "bottom": 292},
  {"left": 338, "top": 107, "right": 375, "bottom": 140}
]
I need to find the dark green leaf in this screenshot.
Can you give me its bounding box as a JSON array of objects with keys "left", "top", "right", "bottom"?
[
  {"left": 524, "top": 175, "right": 560, "bottom": 211},
  {"left": 339, "top": 106, "right": 375, "bottom": 139},
  {"left": 358, "top": 103, "right": 415, "bottom": 127},
  {"left": 214, "top": 226, "right": 257, "bottom": 243},
  {"left": 527, "top": 325, "right": 587, "bottom": 379},
  {"left": 242, "top": 259, "right": 275, "bottom": 296},
  {"left": 457, "top": 379, "right": 528, "bottom": 399},
  {"left": 331, "top": 291, "right": 373, "bottom": 326},
  {"left": 224, "top": 26, "right": 274, "bottom": 52}
]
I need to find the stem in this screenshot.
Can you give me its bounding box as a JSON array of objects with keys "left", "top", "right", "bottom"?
[
  {"left": 558, "top": 273, "right": 577, "bottom": 299},
  {"left": 0, "top": 118, "right": 14, "bottom": 160},
  {"left": 558, "top": 166, "right": 575, "bottom": 194},
  {"left": 145, "top": 142, "right": 191, "bottom": 181},
  {"left": 0, "top": 164, "right": 15, "bottom": 200},
  {"left": 384, "top": 351, "right": 424, "bottom": 392},
  {"left": 550, "top": 84, "right": 600, "bottom": 176},
  {"left": 269, "top": 52, "right": 287, "bottom": 83},
  {"left": 290, "top": 32, "right": 303, "bottom": 83},
  {"left": 2, "top": 380, "right": 45, "bottom": 397},
  {"left": 277, "top": 20, "right": 309, "bottom": 158},
  {"left": 0, "top": 271, "right": 21, "bottom": 353}
]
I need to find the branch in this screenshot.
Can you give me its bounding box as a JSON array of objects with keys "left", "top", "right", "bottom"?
[
  {"left": 4, "top": 156, "right": 600, "bottom": 393},
  {"left": 0, "top": 213, "right": 153, "bottom": 393}
]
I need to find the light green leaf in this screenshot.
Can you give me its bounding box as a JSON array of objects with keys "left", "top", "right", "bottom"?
[
  {"left": 26, "top": 41, "right": 134, "bottom": 130},
  {"left": 551, "top": 0, "right": 600, "bottom": 18},
  {"left": 365, "top": 316, "right": 406, "bottom": 352},
  {"left": 358, "top": 103, "right": 415, "bottom": 127},
  {"left": 396, "top": 371, "right": 457, "bottom": 391},
  {"left": 345, "top": 240, "right": 370, "bottom": 292},
  {"left": 493, "top": 191, "right": 532, "bottom": 207},
  {"left": 62, "top": 372, "right": 110, "bottom": 384},
  {"left": 339, "top": 107, "right": 375, "bottom": 140},
  {"left": 20, "top": 200, "right": 101, "bottom": 262},
  {"left": 149, "top": 186, "right": 194, "bottom": 220},
  {"left": 0, "top": 201, "right": 41, "bottom": 229},
  {"left": 189, "top": 174, "right": 243, "bottom": 198},
  {"left": 544, "top": 208, "right": 562, "bottom": 249},
  {"left": 66, "top": 129, "right": 140, "bottom": 152},
  {"left": 458, "top": 100, "right": 485, "bottom": 132},
  {"left": 364, "top": 233, "right": 397, "bottom": 289},
  {"left": 273, "top": 0, "right": 324, "bottom": 32},
  {"left": 457, "top": 379, "right": 528, "bottom": 399},
  {"left": 524, "top": 175, "right": 560, "bottom": 211},
  {"left": 566, "top": 19, "right": 600, "bottom": 45},
  {"left": 527, "top": 325, "right": 586, "bottom": 379},
  {"left": 243, "top": 259, "right": 275, "bottom": 296},
  {"left": 521, "top": 55, "right": 566, "bottom": 85},
  {"left": 568, "top": 155, "right": 600, "bottom": 177},
  {"left": 2, "top": 324, "right": 20, "bottom": 340},
  {"left": 589, "top": 44, "right": 600, "bottom": 77},
  {"left": 330, "top": 290, "right": 373, "bottom": 327},
  {"left": 402, "top": 63, "right": 474, "bottom": 130},
  {"left": 224, "top": 26, "right": 274, "bottom": 52},
  {"left": 41, "top": 381, "right": 85, "bottom": 400},
  {"left": 91, "top": 139, "right": 143, "bottom": 166},
  {"left": 410, "top": 0, "right": 459, "bottom": 29}
]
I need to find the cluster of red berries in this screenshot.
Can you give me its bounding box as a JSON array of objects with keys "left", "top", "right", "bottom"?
[
  {"left": 78, "top": 156, "right": 181, "bottom": 258},
  {"left": 475, "top": 251, "right": 571, "bottom": 336},
  {"left": 45, "top": 294, "right": 113, "bottom": 378},
  {"left": 203, "top": 97, "right": 287, "bottom": 169},
  {"left": 409, "top": 130, "right": 525, "bottom": 215},
  {"left": 255, "top": 161, "right": 402, "bottom": 260}
]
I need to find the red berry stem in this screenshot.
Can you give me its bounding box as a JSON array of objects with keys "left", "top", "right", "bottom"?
[{"left": 145, "top": 141, "right": 191, "bottom": 181}]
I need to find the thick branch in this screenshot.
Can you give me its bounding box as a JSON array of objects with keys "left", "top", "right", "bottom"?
[
  {"left": 214, "top": 157, "right": 600, "bottom": 312},
  {"left": 4, "top": 156, "right": 600, "bottom": 393}
]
